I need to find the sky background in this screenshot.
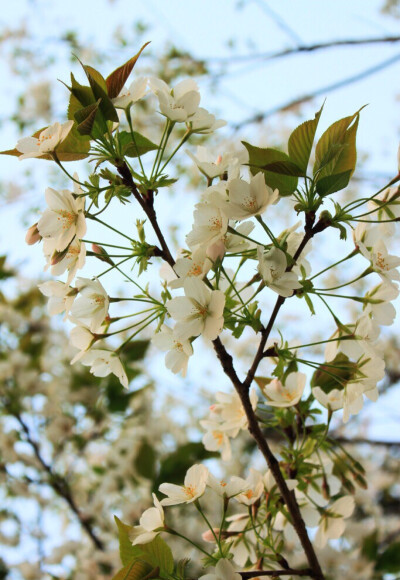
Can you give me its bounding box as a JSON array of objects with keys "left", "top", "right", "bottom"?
[
  {"left": 1, "top": 1, "right": 400, "bottom": 574},
  {"left": 1, "top": 0, "right": 400, "bottom": 446}
]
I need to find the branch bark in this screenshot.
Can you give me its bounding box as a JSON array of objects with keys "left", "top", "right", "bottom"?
[{"left": 119, "top": 161, "right": 328, "bottom": 577}]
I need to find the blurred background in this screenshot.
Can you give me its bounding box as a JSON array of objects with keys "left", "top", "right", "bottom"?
[{"left": 0, "top": 1, "right": 400, "bottom": 578}]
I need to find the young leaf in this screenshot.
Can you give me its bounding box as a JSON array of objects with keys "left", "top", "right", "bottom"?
[
  {"left": 118, "top": 131, "right": 158, "bottom": 158},
  {"left": 242, "top": 142, "right": 298, "bottom": 196},
  {"left": 313, "top": 107, "right": 365, "bottom": 182},
  {"left": 139, "top": 536, "right": 174, "bottom": 576},
  {"left": 114, "top": 516, "right": 143, "bottom": 566},
  {"left": 261, "top": 160, "right": 305, "bottom": 177},
  {"left": 75, "top": 99, "right": 102, "bottom": 136},
  {"left": 288, "top": 103, "right": 324, "bottom": 173},
  {"left": 315, "top": 170, "right": 352, "bottom": 197},
  {"left": 78, "top": 60, "right": 119, "bottom": 123},
  {"left": 106, "top": 42, "right": 151, "bottom": 99},
  {"left": 112, "top": 561, "right": 154, "bottom": 580}
]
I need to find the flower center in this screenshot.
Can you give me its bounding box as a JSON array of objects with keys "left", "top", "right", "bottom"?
[{"left": 183, "top": 485, "right": 196, "bottom": 498}]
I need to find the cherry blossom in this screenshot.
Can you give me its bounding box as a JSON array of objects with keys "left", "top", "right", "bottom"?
[{"left": 16, "top": 120, "right": 74, "bottom": 160}]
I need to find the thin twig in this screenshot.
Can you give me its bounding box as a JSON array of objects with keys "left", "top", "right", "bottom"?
[
  {"left": 234, "top": 52, "right": 400, "bottom": 130},
  {"left": 205, "top": 35, "right": 400, "bottom": 64}
]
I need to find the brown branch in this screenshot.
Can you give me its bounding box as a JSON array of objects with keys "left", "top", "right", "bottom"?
[
  {"left": 116, "top": 161, "right": 176, "bottom": 268},
  {"left": 234, "top": 52, "right": 400, "bottom": 130},
  {"left": 118, "top": 158, "right": 327, "bottom": 577},
  {"left": 206, "top": 36, "right": 400, "bottom": 64},
  {"left": 14, "top": 413, "right": 105, "bottom": 551}
]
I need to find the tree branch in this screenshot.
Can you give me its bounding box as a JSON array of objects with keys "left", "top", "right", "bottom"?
[
  {"left": 14, "top": 413, "right": 105, "bottom": 551},
  {"left": 118, "top": 157, "right": 327, "bottom": 578},
  {"left": 206, "top": 35, "right": 400, "bottom": 64},
  {"left": 234, "top": 52, "right": 400, "bottom": 130}
]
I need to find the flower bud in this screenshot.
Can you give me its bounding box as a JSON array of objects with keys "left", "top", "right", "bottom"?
[
  {"left": 50, "top": 247, "right": 69, "bottom": 266},
  {"left": 25, "top": 223, "right": 42, "bottom": 245},
  {"left": 202, "top": 528, "right": 220, "bottom": 543},
  {"left": 91, "top": 244, "right": 114, "bottom": 265}
]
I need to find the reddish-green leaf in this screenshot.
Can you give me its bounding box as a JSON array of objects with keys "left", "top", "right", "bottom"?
[
  {"left": 111, "top": 561, "right": 154, "bottom": 580},
  {"left": 75, "top": 99, "right": 102, "bottom": 135},
  {"left": 106, "top": 42, "right": 150, "bottom": 99}
]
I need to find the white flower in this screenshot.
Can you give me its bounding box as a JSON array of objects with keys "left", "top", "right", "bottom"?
[
  {"left": 79, "top": 349, "right": 128, "bottom": 389},
  {"left": 128, "top": 494, "right": 164, "bottom": 546},
  {"left": 210, "top": 388, "right": 258, "bottom": 435},
  {"left": 16, "top": 120, "right": 74, "bottom": 160},
  {"left": 152, "top": 325, "right": 193, "bottom": 377},
  {"left": 169, "top": 247, "right": 212, "bottom": 289},
  {"left": 186, "top": 146, "right": 232, "bottom": 179},
  {"left": 314, "top": 496, "right": 355, "bottom": 548},
  {"left": 313, "top": 387, "right": 344, "bottom": 411},
  {"left": 186, "top": 199, "right": 228, "bottom": 250},
  {"left": 200, "top": 420, "right": 232, "bottom": 461},
  {"left": 112, "top": 77, "right": 148, "bottom": 109},
  {"left": 149, "top": 78, "right": 200, "bottom": 122},
  {"left": 257, "top": 246, "right": 302, "bottom": 297},
  {"left": 38, "top": 281, "right": 77, "bottom": 319},
  {"left": 286, "top": 231, "right": 312, "bottom": 276},
  {"left": 70, "top": 277, "right": 109, "bottom": 332},
  {"left": 359, "top": 238, "right": 400, "bottom": 287},
  {"left": 69, "top": 323, "right": 99, "bottom": 364},
  {"left": 159, "top": 464, "right": 208, "bottom": 506},
  {"left": 44, "top": 238, "right": 86, "bottom": 284},
  {"left": 187, "top": 107, "right": 226, "bottom": 134},
  {"left": 364, "top": 282, "right": 399, "bottom": 326},
  {"left": 207, "top": 473, "right": 248, "bottom": 498},
  {"left": 232, "top": 469, "right": 264, "bottom": 506},
  {"left": 219, "top": 173, "right": 278, "bottom": 220},
  {"left": 38, "top": 185, "right": 86, "bottom": 252},
  {"left": 199, "top": 558, "right": 241, "bottom": 580},
  {"left": 167, "top": 278, "right": 225, "bottom": 341},
  {"left": 260, "top": 372, "right": 306, "bottom": 407}
]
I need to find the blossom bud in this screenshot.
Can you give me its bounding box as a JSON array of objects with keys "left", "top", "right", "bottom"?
[
  {"left": 50, "top": 247, "right": 69, "bottom": 266},
  {"left": 206, "top": 240, "right": 226, "bottom": 262},
  {"left": 91, "top": 244, "right": 114, "bottom": 265},
  {"left": 25, "top": 223, "right": 42, "bottom": 245},
  {"left": 202, "top": 528, "right": 220, "bottom": 543}
]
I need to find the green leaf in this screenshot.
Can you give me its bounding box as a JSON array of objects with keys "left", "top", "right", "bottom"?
[
  {"left": 112, "top": 561, "right": 154, "bottom": 580},
  {"left": 114, "top": 516, "right": 142, "bottom": 566},
  {"left": 75, "top": 99, "right": 102, "bottom": 136},
  {"left": 376, "top": 542, "right": 400, "bottom": 573},
  {"left": 361, "top": 531, "right": 378, "bottom": 561},
  {"left": 288, "top": 103, "right": 324, "bottom": 172},
  {"left": 175, "top": 558, "right": 190, "bottom": 580},
  {"left": 313, "top": 108, "right": 365, "bottom": 182},
  {"left": 65, "top": 73, "right": 109, "bottom": 139},
  {"left": 242, "top": 142, "right": 298, "bottom": 196},
  {"left": 80, "top": 62, "right": 119, "bottom": 123},
  {"left": 106, "top": 42, "right": 151, "bottom": 99},
  {"left": 261, "top": 160, "right": 305, "bottom": 177},
  {"left": 121, "top": 340, "right": 150, "bottom": 362},
  {"left": 140, "top": 536, "right": 174, "bottom": 576},
  {"left": 315, "top": 170, "right": 353, "bottom": 197},
  {"left": 135, "top": 440, "right": 157, "bottom": 480},
  {"left": 118, "top": 131, "right": 158, "bottom": 158}
]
